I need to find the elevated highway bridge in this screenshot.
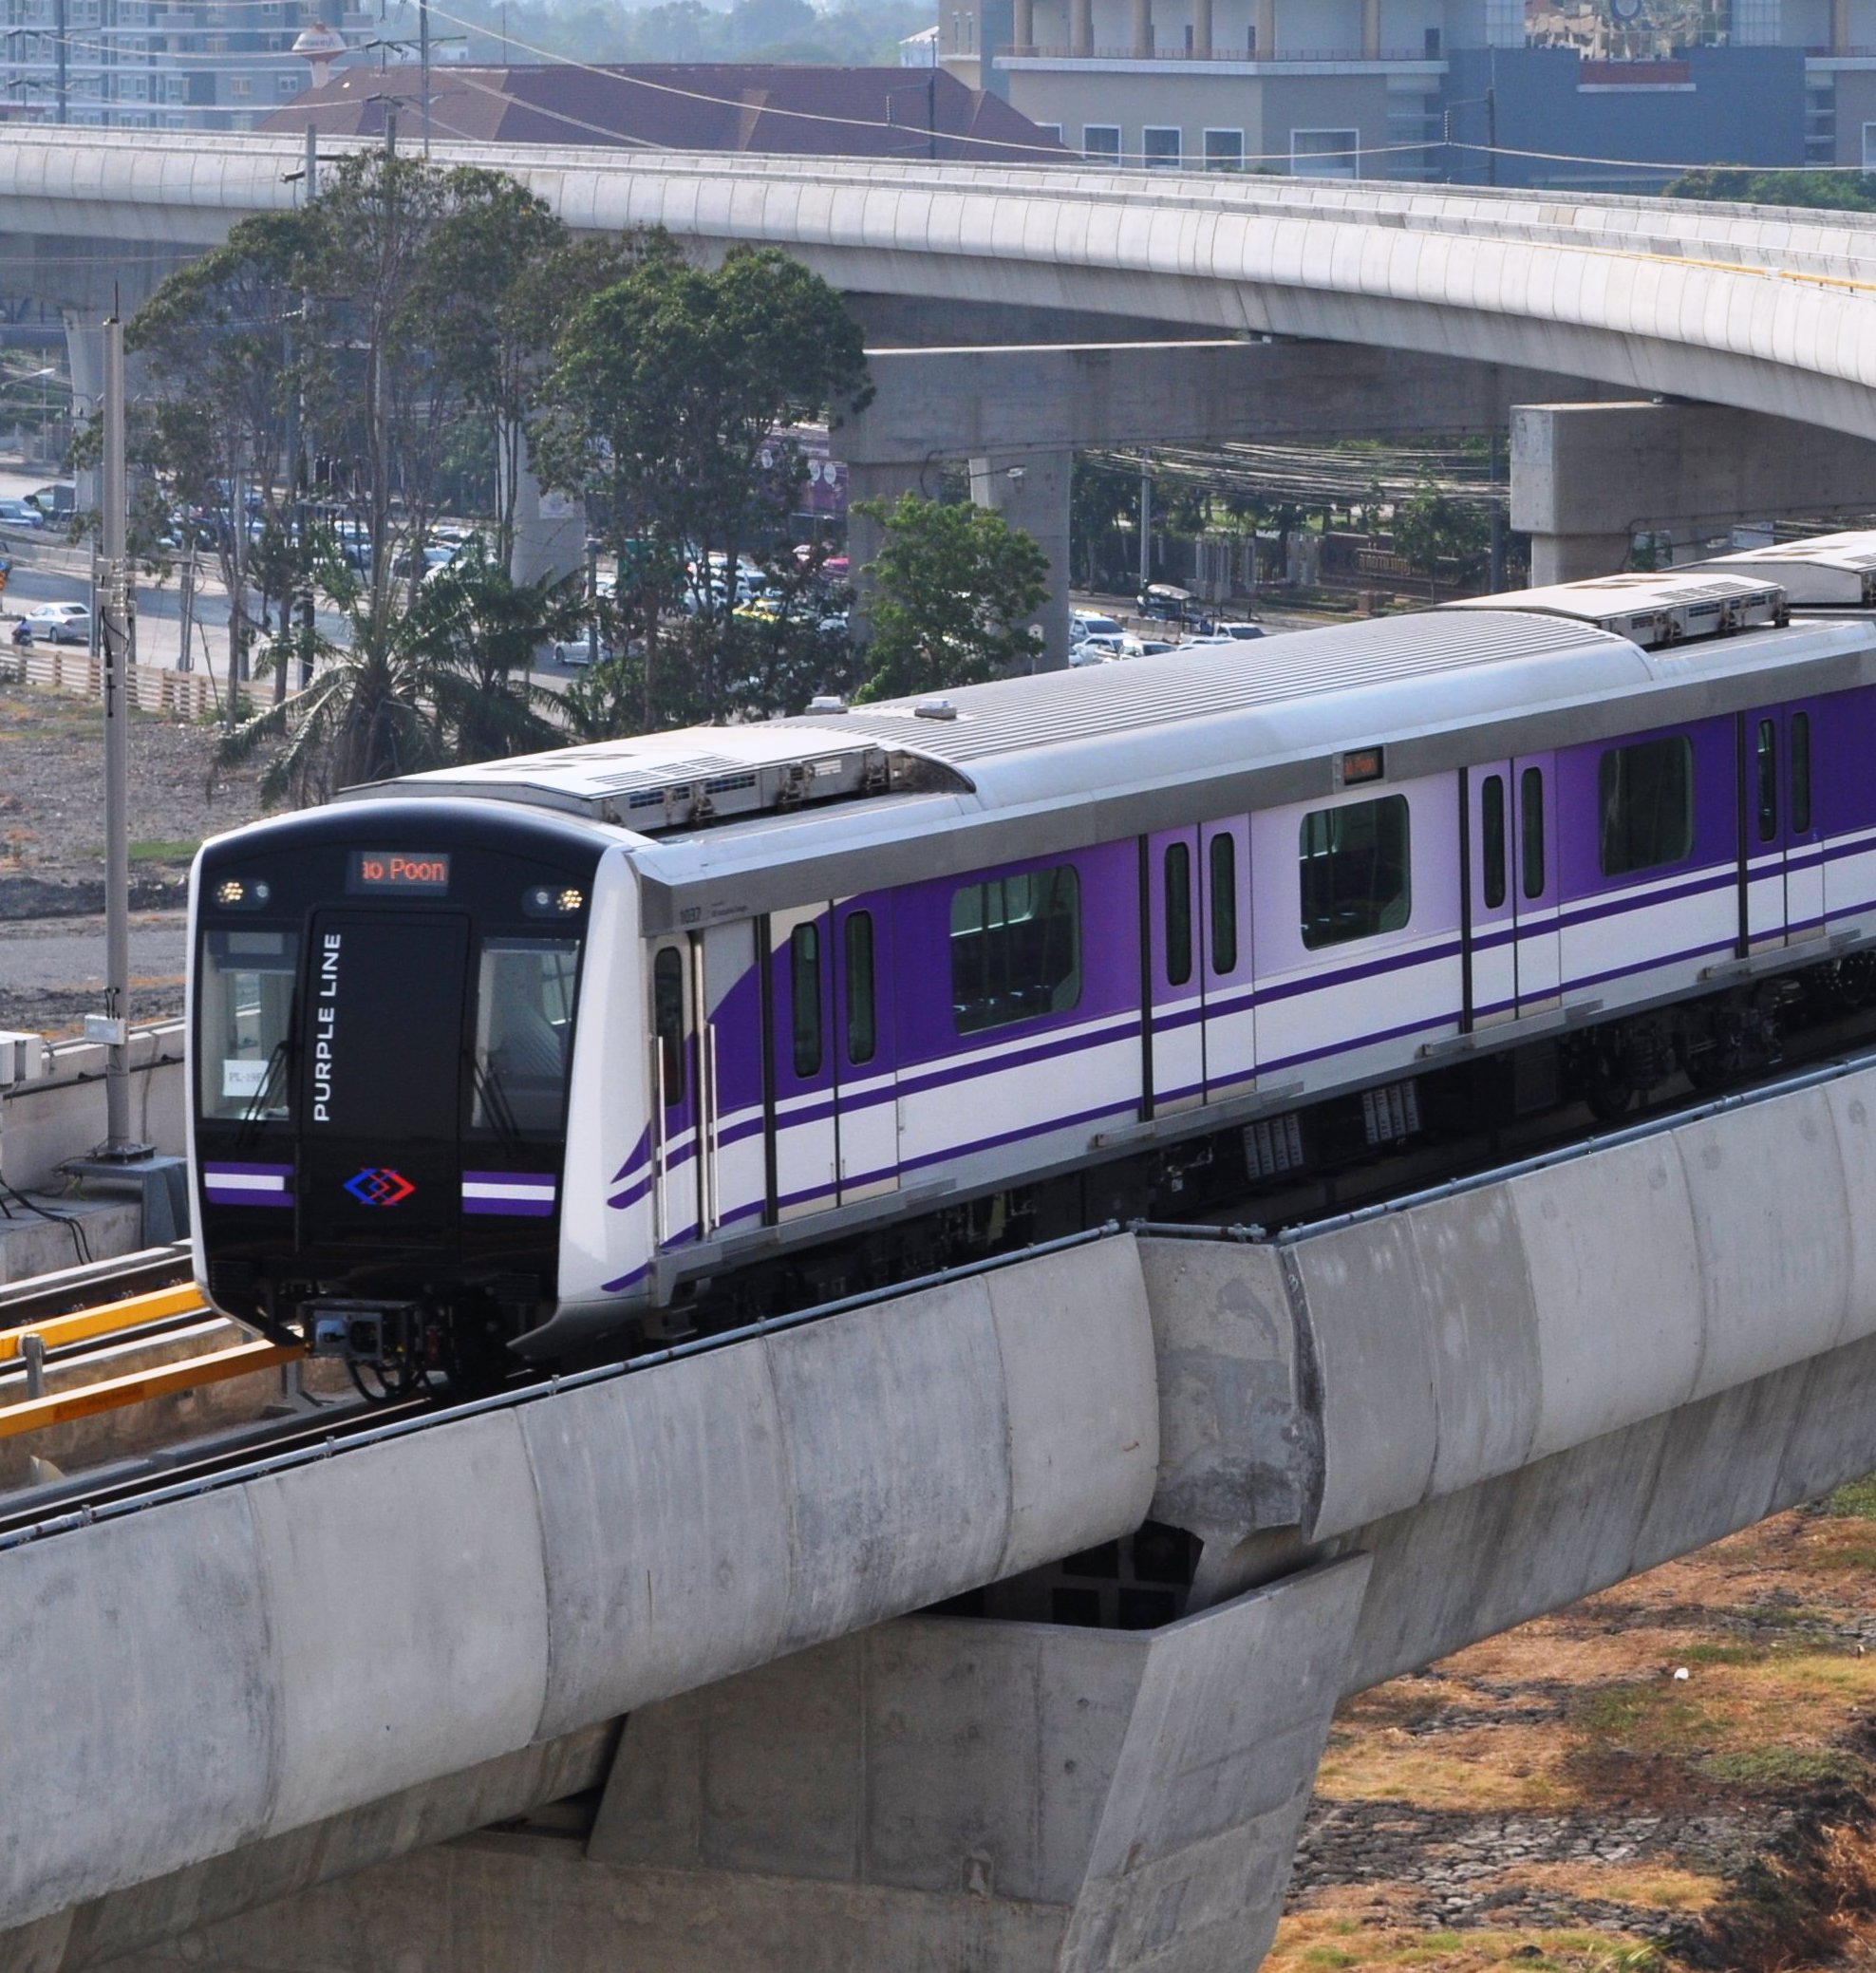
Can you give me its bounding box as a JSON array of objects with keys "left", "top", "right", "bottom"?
[{"left": 11, "top": 128, "right": 1876, "bottom": 647}]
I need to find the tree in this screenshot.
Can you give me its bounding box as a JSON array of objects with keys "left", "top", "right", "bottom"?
[
  {"left": 534, "top": 246, "right": 870, "bottom": 729},
  {"left": 852, "top": 493, "right": 1048, "bottom": 702},
  {"left": 1070, "top": 454, "right": 1135, "bottom": 589},
  {"left": 216, "top": 537, "right": 576, "bottom": 804},
  {"left": 126, "top": 208, "right": 316, "bottom": 674},
  {"left": 1666, "top": 168, "right": 1876, "bottom": 213},
  {"left": 1391, "top": 479, "right": 1491, "bottom": 599}
]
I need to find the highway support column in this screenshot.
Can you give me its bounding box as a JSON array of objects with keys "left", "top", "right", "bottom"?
[{"left": 1511, "top": 398, "right": 1876, "bottom": 586}]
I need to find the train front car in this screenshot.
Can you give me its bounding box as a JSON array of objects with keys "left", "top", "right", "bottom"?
[{"left": 187, "top": 799, "right": 611, "bottom": 1395}]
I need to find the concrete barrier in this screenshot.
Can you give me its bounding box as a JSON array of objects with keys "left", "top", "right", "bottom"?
[
  {"left": 0, "top": 1233, "right": 1160, "bottom": 1931},
  {"left": 0, "top": 1023, "right": 185, "bottom": 1198},
  {"left": 1141, "top": 1058, "right": 1876, "bottom": 1551}
]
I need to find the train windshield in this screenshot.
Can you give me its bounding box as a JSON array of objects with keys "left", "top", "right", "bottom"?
[
  {"left": 198, "top": 929, "right": 300, "bottom": 1122},
  {"left": 471, "top": 937, "right": 581, "bottom": 1136}
]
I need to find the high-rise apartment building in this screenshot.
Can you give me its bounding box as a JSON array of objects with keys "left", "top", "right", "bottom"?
[{"left": 0, "top": 0, "right": 371, "bottom": 129}]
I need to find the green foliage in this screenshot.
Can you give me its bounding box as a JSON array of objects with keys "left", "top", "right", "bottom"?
[
  {"left": 1666, "top": 168, "right": 1876, "bottom": 212},
  {"left": 852, "top": 493, "right": 1048, "bottom": 702},
  {"left": 1392, "top": 477, "right": 1491, "bottom": 595},
  {"left": 1822, "top": 1472, "right": 1876, "bottom": 1519},
  {"left": 535, "top": 246, "right": 867, "bottom": 729},
  {"left": 129, "top": 153, "right": 613, "bottom": 661},
  {"left": 215, "top": 535, "right": 577, "bottom": 802},
  {"left": 1069, "top": 454, "right": 1136, "bottom": 588}
]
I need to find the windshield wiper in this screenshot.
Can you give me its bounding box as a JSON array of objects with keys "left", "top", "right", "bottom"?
[
  {"left": 234, "top": 1041, "right": 291, "bottom": 1148},
  {"left": 466, "top": 1049, "right": 528, "bottom": 1162}
]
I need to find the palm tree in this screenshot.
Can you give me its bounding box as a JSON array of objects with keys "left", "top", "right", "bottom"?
[{"left": 216, "top": 536, "right": 586, "bottom": 806}]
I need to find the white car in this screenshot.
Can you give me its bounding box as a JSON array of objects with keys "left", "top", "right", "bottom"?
[
  {"left": 550, "top": 636, "right": 613, "bottom": 667},
  {"left": 19, "top": 601, "right": 89, "bottom": 645}
]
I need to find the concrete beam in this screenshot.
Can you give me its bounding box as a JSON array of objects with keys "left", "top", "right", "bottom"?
[
  {"left": 0, "top": 1235, "right": 1159, "bottom": 1934},
  {"left": 845, "top": 342, "right": 1612, "bottom": 467},
  {"left": 1512, "top": 399, "right": 1876, "bottom": 585}
]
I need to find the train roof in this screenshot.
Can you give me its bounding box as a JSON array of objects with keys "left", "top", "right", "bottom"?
[
  {"left": 347, "top": 586, "right": 1876, "bottom": 930},
  {"left": 1689, "top": 529, "right": 1876, "bottom": 608}
]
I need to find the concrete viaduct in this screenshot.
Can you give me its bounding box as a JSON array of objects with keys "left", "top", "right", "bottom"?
[
  {"left": 7, "top": 128, "right": 1876, "bottom": 653},
  {"left": 9, "top": 1062, "right": 1876, "bottom": 1969}
]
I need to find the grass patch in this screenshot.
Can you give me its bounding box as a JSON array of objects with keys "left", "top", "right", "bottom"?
[
  {"left": 1679, "top": 1643, "right": 1766, "bottom": 1666},
  {"left": 128, "top": 838, "right": 198, "bottom": 863},
  {"left": 1821, "top": 1473, "right": 1876, "bottom": 1520},
  {"left": 1569, "top": 1682, "right": 1716, "bottom": 1757},
  {"left": 1696, "top": 1745, "right": 1858, "bottom": 1791}
]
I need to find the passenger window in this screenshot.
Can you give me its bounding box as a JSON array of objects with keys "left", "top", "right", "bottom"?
[
  {"left": 1792, "top": 712, "right": 1811, "bottom": 835},
  {"left": 1163, "top": 841, "right": 1192, "bottom": 986},
  {"left": 950, "top": 867, "right": 1082, "bottom": 1034},
  {"left": 844, "top": 911, "right": 876, "bottom": 1065},
  {"left": 790, "top": 923, "right": 823, "bottom": 1078},
  {"left": 652, "top": 946, "right": 685, "bottom": 1106},
  {"left": 1521, "top": 767, "right": 1545, "bottom": 900},
  {"left": 1480, "top": 774, "right": 1506, "bottom": 911},
  {"left": 1756, "top": 719, "right": 1777, "bottom": 845},
  {"left": 1299, "top": 795, "right": 1411, "bottom": 949},
  {"left": 1210, "top": 833, "right": 1238, "bottom": 974},
  {"left": 1598, "top": 737, "right": 1694, "bottom": 877}
]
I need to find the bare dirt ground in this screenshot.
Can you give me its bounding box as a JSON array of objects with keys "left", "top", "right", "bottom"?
[
  {"left": 1275, "top": 1481, "right": 1876, "bottom": 1971},
  {"left": 0, "top": 682, "right": 273, "bottom": 1032}
]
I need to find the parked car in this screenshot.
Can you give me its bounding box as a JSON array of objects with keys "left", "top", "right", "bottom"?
[
  {"left": 0, "top": 498, "right": 45, "bottom": 530},
  {"left": 18, "top": 601, "right": 89, "bottom": 645},
  {"left": 551, "top": 635, "right": 613, "bottom": 667}
]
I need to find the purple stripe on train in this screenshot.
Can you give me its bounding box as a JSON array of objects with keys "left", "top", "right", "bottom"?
[
  {"left": 202, "top": 1161, "right": 293, "bottom": 1208},
  {"left": 461, "top": 1171, "right": 557, "bottom": 1218}
]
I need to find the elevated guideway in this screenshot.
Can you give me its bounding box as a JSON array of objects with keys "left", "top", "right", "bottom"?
[
  {"left": 6, "top": 129, "right": 1876, "bottom": 438},
  {"left": 9, "top": 1047, "right": 1876, "bottom": 1970}
]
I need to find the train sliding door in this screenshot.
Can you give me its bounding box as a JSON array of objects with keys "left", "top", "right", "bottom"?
[
  {"left": 1146, "top": 829, "right": 1204, "bottom": 1116},
  {"left": 833, "top": 899, "right": 898, "bottom": 1203},
  {"left": 1743, "top": 705, "right": 1825, "bottom": 949},
  {"left": 697, "top": 920, "right": 764, "bottom": 1237},
  {"left": 1200, "top": 817, "right": 1254, "bottom": 1100},
  {"left": 647, "top": 937, "right": 702, "bottom": 1250},
  {"left": 1465, "top": 759, "right": 1561, "bottom": 1026},
  {"left": 768, "top": 906, "right": 839, "bottom": 1221},
  {"left": 1511, "top": 756, "right": 1562, "bottom": 1011},
  {"left": 1466, "top": 767, "right": 1516, "bottom": 1027}
]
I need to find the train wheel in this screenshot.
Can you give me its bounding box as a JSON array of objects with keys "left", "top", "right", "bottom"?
[
  {"left": 1581, "top": 1049, "right": 1635, "bottom": 1123},
  {"left": 1831, "top": 953, "right": 1876, "bottom": 1010}
]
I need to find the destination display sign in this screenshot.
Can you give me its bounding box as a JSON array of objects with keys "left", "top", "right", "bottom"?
[{"left": 347, "top": 851, "right": 452, "bottom": 894}]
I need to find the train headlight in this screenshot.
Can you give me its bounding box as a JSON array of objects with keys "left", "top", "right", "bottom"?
[
  {"left": 215, "top": 877, "right": 271, "bottom": 910},
  {"left": 524, "top": 885, "right": 585, "bottom": 917}
]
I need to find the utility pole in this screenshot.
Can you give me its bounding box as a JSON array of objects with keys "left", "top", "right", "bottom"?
[
  {"left": 178, "top": 552, "right": 194, "bottom": 672},
  {"left": 586, "top": 535, "right": 599, "bottom": 667},
  {"left": 229, "top": 460, "right": 245, "bottom": 728},
  {"left": 418, "top": 0, "right": 430, "bottom": 154},
  {"left": 91, "top": 311, "right": 143, "bottom": 1158},
  {"left": 1138, "top": 456, "right": 1152, "bottom": 600},
  {"left": 298, "top": 124, "right": 317, "bottom": 694},
  {"left": 53, "top": 0, "right": 66, "bottom": 124}
]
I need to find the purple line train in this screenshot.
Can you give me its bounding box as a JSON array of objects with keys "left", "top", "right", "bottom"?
[{"left": 187, "top": 531, "right": 1876, "bottom": 1392}]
